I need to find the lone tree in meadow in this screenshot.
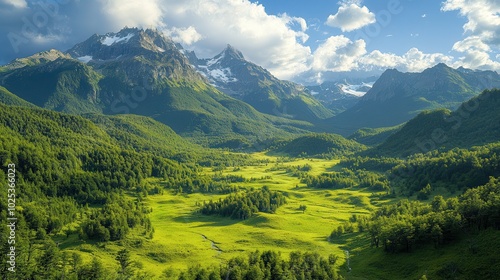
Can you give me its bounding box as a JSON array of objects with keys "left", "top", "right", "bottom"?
[{"left": 299, "top": 204, "right": 307, "bottom": 213}]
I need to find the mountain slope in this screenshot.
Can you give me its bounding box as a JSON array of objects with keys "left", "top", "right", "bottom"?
[
  {"left": 191, "top": 45, "right": 333, "bottom": 122},
  {"left": 0, "top": 54, "right": 103, "bottom": 113},
  {"left": 375, "top": 88, "right": 500, "bottom": 157},
  {"left": 0, "top": 28, "right": 313, "bottom": 145},
  {"left": 324, "top": 64, "right": 500, "bottom": 135},
  {"left": 0, "top": 86, "right": 38, "bottom": 108}
]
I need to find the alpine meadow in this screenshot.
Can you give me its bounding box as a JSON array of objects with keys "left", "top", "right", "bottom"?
[{"left": 1, "top": 1, "right": 500, "bottom": 280}]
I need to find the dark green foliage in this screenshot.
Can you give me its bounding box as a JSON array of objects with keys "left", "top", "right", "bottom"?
[
  {"left": 0, "top": 58, "right": 103, "bottom": 114},
  {"left": 376, "top": 89, "right": 500, "bottom": 157},
  {"left": 348, "top": 125, "right": 402, "bottom": 146},
  {"left": 0, "top": 86, "right": 38, "bottom": 108},
  {"left": 340, "top": 177, "right": 500, "bottom": 253},
  {"left": 178, "top": 250, "right": 342, "bottom": 280},
  {"left": 80, "top": 194, "right": 153, "bottom": 241},
  {"left": 390, "top": 143, "right": 500, "bottom": 195},
  {"left": 303, "top": 169, "right": 390, "bottom": 192},
  {"left": 271, "top": 133, "right": 366, "bottom": 158},
  {"left": 200, "top": 187, "right": 286, "bottom": 219}
]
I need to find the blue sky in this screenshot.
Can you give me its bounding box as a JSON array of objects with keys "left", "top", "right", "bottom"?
[
  {"left": 254, "top": 0, "right": 466, "bottom": 54},
  {"left": 0, "top": 0, "right": 498, "bottom": 84}
]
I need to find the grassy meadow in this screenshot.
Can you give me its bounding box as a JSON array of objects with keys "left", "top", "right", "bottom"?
[{"left": 55, "top": 152, "right": 388, "bottom": 278}]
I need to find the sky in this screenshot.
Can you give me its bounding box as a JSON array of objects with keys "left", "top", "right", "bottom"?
[{"left": 0, "top": 0, "right": 499, "bottom": 84}]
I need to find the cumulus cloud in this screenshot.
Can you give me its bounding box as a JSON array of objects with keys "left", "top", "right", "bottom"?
[
  {"left": 100, "top": 0, "right": 164, "bottom": 29},
  {"left": 311, "top": 37, "right": 453, "bottom": 75},
  {"left": 326, "top": 3, "right": 376, "bottom": 32},
  {"left": 165, "top": 26, "right": 202, "bottom": 45},
  {"left": 442, "top": 0, "right": 500, "bottom": 71},
  {"left": 312, "top": 36, "right": 366, "bottom": 72}
]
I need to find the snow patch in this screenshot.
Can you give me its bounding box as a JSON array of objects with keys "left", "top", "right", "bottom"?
[
  {"left": 209, "top": 67, "right": 237, "bottom": 83},
  {"left": 157, "top": 47, "right": 165, "bottom": 52},
  {"left": 338, "top": 82, "right": 374, "bottom": 97},
  {"left": 101, "top": 33, "right": 135, "bottom": 46},
  {"left": 77, "top": 56, "right": 93, "bottom": 63},
  {"left": 206, "top": 53, "right": 225, "bottom": 67}
]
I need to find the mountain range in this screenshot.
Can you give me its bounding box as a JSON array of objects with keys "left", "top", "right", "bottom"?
[
  {"left": 323, "top": 63, "right": 500, "bottom": 136},
  {"left": 1, "top": 27, "right": 500, "bottom": 148},
  {"left": 0, "top": 28, "right": 316, "bottom": 147}
]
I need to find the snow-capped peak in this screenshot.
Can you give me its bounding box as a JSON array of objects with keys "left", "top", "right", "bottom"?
[{"left": 101, "top": 33, "right": 135, "bottom": 46}]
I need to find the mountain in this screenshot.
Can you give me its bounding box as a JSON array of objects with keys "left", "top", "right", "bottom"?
[
  {"left": 306, "top": 78, "right": 376, "bottom": 115},
  {"left": 374, "top": 88, "right": 500, "bottom": 157},
  {"left": 189, "top": 45, "right": 333, "bottom": 122},
  {"left": 323, "top": 63, "right": 500, "bottom": 136},
  {"left": 0, "top": 50, "right": 103, "bottom": 113},
  {"left": 0, "top": 28, "right": 313, "bottom": 145}
]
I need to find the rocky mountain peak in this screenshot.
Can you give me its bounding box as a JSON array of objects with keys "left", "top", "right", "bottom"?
[
  {"left": 222, "top": 44, "right": 245, "bottom": 61},
  {"left": 67, "top": 27, "right": 177, "bottom": 62}
]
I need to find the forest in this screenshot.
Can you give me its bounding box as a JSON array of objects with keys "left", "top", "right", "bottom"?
[{"left": 0, "top": 89, "right": 500, "bottom": 279}]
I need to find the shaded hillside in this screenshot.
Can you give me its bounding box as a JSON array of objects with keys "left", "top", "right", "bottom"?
[{"left": 375, "top": 88, "right": 500, "bottom": 157}]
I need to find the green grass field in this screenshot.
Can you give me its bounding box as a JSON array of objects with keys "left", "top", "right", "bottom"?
[
  {"left": 52, "top": 152, "right": 500, "bottom": 279},
  {"left": 55, "top": 153, "right": 387, "bottom": 278}
]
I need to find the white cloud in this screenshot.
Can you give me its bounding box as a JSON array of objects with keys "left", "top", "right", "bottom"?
[
  {"left": 100, "top": 0, "right": 164, "bottom": 29},
  {"left": 452, "top": 36, "right": 491, "bottom": 52},
  {"left": 165, "top": 26, "right": 202, "bottom": 45},
  {"left": 401, "top": 48, "right": 453, "bottom": 72},
  {"left": 359, "top": 50, "right": 403, "bottom": 69},
  {"left": 312, "top": 36, "right": 367, "bottom": 72},
  {"left": 0, "top": 0, "right": 27, "bottom": 9},
  {"left": 326, "top": 3, "right": 376, "bottom": 32},
  {"left": 442, "top": 0, "right": 500, "bottom": 71}
]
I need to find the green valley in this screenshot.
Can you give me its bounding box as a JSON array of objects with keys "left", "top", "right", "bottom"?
[{"left": 1, "top": 25, "right": 500, "bottom": 280}]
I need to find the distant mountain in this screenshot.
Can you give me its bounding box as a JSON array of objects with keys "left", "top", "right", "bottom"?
[
  {"left": 189, "top": 45, "right": 333, "bottom": 122},
  {"left": 0, "top": 28, "right": 313, "bottom": 145},
  {"left": 375, "top": 88, "right": 500, "bottom": 157},
  {"left": 306, "top": 78, "right": 376, "bottom": 115},
  {"left": 323, "top": 63, "right": 500, "bottom": 136}
]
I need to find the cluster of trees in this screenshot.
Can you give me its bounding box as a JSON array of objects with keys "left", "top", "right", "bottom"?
[
  {"left": 390, "top": 143, "right": 500, "bottom": 195},
  {"left": 340, "top": 156, "right": 402, "bottom": 173},
  {"left": 200, "top": 186, "right": 286, "bottom": 219},
  {"left": 302, "top": 169, "right": 390, "bottom": 192},
  {"left": 330, "top": 177, "right": 500, "bottom": 253},
  {"left": 176, "top": 250, "right": 342, "bottom": 280},
  {"left": 80, "top": 193, "right": 153, "bottom": 241}
]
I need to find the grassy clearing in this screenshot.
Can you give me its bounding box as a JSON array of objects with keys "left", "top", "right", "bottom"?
[{"left": 57, "top": 153, "right": 385, "bottom": 278}]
